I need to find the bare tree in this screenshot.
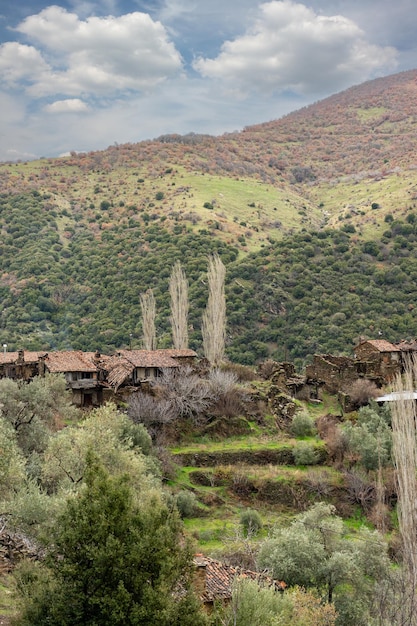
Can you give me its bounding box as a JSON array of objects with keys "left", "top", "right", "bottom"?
[
  {"left": 140, "top": 289, "right": 156, "bottom": 350},
  {"left": 391, "top": 355, "right": 417, "bottom": 625},
  {"left": 169, "top": 261, "right": 189, "bottom": 350},
  {"left": 202, "top": 253, "right": 226, "bottom": 365}
]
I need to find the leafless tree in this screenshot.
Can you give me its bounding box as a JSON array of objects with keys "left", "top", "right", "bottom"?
[
  {"left": 169, "top": 260, "right": 189, "bottom": 350},
  {"left": 140, "top": 289, "right": 156, "bottom": 350},
  {"left": 128, "top": 393, "right": 175, "bottom": 437},
  {"left": 202, "top": 253, "right": 226, "bottom": 365},
  {"left": 391, "top": 355, "right": 417, "bottom": 624},
  {"left": 157, "top": 366, "right": 214, "bottom": 424}
]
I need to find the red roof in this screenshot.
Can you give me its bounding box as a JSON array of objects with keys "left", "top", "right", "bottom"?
[
  {"left": 356, "top": 339, "right": 400, "bottom": 352},
  {"left": 194, "top": 555, "right": 285, "bottom": 603},
  {"left": 0, "top": 351, "right": 45, "bottom": 365},
  {"left": 44, "top": 351, "right": 99, "bottom": 373},
  {"left": 117, "top": 350, "right": 180, "bottom": 368}
]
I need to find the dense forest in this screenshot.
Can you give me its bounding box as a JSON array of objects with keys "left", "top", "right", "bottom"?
[{"left": 1, "top": 190, "right": 417, "bottom": 365}]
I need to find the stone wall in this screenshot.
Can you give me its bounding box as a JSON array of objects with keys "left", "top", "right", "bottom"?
[{"left": 305, "top": 355, "right": 358, "bottom": 394}]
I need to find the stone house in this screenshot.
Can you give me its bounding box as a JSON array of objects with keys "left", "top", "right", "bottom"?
[
  {"left": 39, "top": 350, "right": 105, "bottom": 407},
  {"left": 0, "top": 349, "right": 44, "bottom": 381},
  {"left": 353, "top": 339, "right": 401, "bottom": 383},
  {"left": 0, "top": 347, "right": 199, "bottom": 406},
  {"left": 106, "top": 349, "right": 181, "bottom": 389},
  {"left": 305, "top": 354, "right": 359, "bottom": 395}
]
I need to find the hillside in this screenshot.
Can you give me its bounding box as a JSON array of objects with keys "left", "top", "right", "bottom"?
[{"left": 1, "top": 69, "right": 417, "bottom": 362}]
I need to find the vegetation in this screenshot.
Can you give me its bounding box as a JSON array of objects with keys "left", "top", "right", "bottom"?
[
  {"left": 2, "top": 71, "right": 417, "bottom": 363},
  {"left": 14, "top": 455, "right": 205, "bottom": 626},
  {"left": 3, "top": 68, "right": 417, "bottom": 623}
]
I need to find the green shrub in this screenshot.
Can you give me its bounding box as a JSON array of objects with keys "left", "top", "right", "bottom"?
[
  {"left": 293, "top": 442, "right": 319, "bottom": 466},
  {"left": 290, "top": 411, "right": 316, "bottom": 437},
  {"left": 176, "top": 490, "right": 197, "bottom": 518},
  {"left": 240, "top": 508, "right": 263, "bottom": 536}
]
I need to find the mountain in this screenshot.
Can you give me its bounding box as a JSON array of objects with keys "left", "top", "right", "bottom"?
[{"left": 1, "top": 69, "right": 417, "bottom": 364}]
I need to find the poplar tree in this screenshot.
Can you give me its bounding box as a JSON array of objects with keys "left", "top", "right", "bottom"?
[
  {"left": 202, "top": 253, "right": 226, "bottom": 365},
  {"left": 169, "top": 261, "right": 189, "bottom": 350},
  {"left": 391, "top": 356, "right": 417, "bottom": 625},
  {"left": 140, "top": 289, "right": 156, "bottom": 350}
]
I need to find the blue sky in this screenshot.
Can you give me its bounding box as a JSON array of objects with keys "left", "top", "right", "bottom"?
[{"left": 0, "top": 0, "right": 415, "bottom": 161}]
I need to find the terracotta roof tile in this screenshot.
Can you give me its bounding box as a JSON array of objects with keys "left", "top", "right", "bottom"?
[
  {"left": 44, "top": 351, "right": 99, "bottom": 373},
  {"left": 0, "top": 351, "right": 45, "bottom": 365},
  {"left": 357, "top": 339, "right": 400, "bottom": 352},
  {"left": 117, "top": 350, "right": 180, "bottom": 368},
  {"left": 194, "top": 556, "right": 285, "bottom": 603},
  {"left": 396, "top": 340, "right": 417, "bottom": 351},
  {"left": 103, "top": 356, "right": 134, "bottom": 390}
]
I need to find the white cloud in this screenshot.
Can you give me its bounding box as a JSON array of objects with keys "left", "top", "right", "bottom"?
[
  {"left": 45, "top": 98, "right": 89, "bottom": 113},
  {"left": 194, "top": 0, "right": 398, "bottom": 96},
  {"left": 3, "top": 7, "right": 183, "bottom": 98},
  {"left": 0, "top": 42, "right": 50, "bottom": 85}
]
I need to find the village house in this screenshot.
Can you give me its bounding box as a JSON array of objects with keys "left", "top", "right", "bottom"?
[
  {"left": 0, "top": 347, "right": 199, "bottom": 406},
  {"left": 103, "top": 348, "right": 198, "bottom": 394},
  {"left": 0, "top": 349, "right": 44, "bottom": 381},
  {"left": 38, "top": 350, "right": 105, "bottom": 407},
  {"left": 353, "top": 339, "right": 401, "bottom": 382}
]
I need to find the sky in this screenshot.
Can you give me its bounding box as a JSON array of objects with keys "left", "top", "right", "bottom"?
[{"left": 0, "top": 0, "right": 415, "bottom": 162}]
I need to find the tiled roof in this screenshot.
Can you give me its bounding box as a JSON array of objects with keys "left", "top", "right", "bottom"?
[
  {"left": 44, "top": 351, "right": 99, "bottom": 373},
  {"left": 103, "top": 356, "right": 134, "bottom": 390},
  {"left": 358, "top": 339, "right": 400, "bottom": 352},
  {"left": 194, "top": 556, "right": 285, "bottom": 603},
  {"left": 117, "top": 350, "right": 180, "bottom": 368},
  {"left": 0, "top": 351, "right": 45, "bottom": 365}
]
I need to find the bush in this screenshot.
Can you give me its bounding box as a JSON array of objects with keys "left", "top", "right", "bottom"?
[
  {"left": 349, "top": 379, "right": 379, "bottom": 408},
  {"left": 290, "top": 411, "right": 316, "bottom": 437},
  {"left": 293, "top": 442, "right": 319, "bottom": 466},
  {"left": 176, "top": 490, "right": 197, "bottom": 518},
  {"left": 240, "top": 508, "right": 263, "bottom": 536}
]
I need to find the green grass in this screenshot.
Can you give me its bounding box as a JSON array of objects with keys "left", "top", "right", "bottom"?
[
  {"left": 171, "top": 436, "right": 295, "bottom": 455},
  {"left": 305, "top": 393, "right": 342, "bottom": 419},
  {"left": 308, "top": 170, "right": 417, "bottom": 240}
]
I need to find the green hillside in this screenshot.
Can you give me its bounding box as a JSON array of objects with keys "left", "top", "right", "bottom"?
[{"left": 2, "top": 69, "right": 417, "bottom": 362}]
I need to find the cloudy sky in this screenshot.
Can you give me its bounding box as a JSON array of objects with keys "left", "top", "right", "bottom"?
[{"left": 0, "top": 0, "right": 414, "bottom": 161}]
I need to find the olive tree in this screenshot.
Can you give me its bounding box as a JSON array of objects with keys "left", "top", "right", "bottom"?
[{"left": 257, "top": 502, "right": 392, "bottom": 625}]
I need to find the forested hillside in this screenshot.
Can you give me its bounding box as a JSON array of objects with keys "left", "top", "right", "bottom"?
[{"left": 2, "top": 69, "right": 417, "bottom": 363}]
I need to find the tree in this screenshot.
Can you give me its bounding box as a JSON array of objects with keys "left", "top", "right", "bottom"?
[
  {"left": 343, "top": 402, "right": 392, "bottom": 471},
  {"left": 0, "top": 417, "right": 25, "bottom": 498},
  {"left": 257, "top": 502, "right": 391, "bottom": 625},
  {"left": 202, "top": 253, "right": 226, "bottom": 365},
  {"left": 0, "top": 374, "right": 78, "bottom": 459},
  {"left": 140, "top": 288, "right": 156, "bottom": 350},
  {"left": 390, "top": 356, "right": 417, "bottom": 625},
  {"left": 169, "top": 260, "right": 189, "bottom": 350},
  {"left": 211, "top": 577, "right": 336, "bottom": 626},
  {"left": 15, "top": 455, "right": 206, "bottom": 626},
  {"left": 41, "top": 404, "right": 152, "bottom": 495}
]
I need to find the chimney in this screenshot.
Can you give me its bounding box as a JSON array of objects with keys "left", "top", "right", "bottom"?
[{"left": 17, "top": 349, "right": 24, "bottom": 364}]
